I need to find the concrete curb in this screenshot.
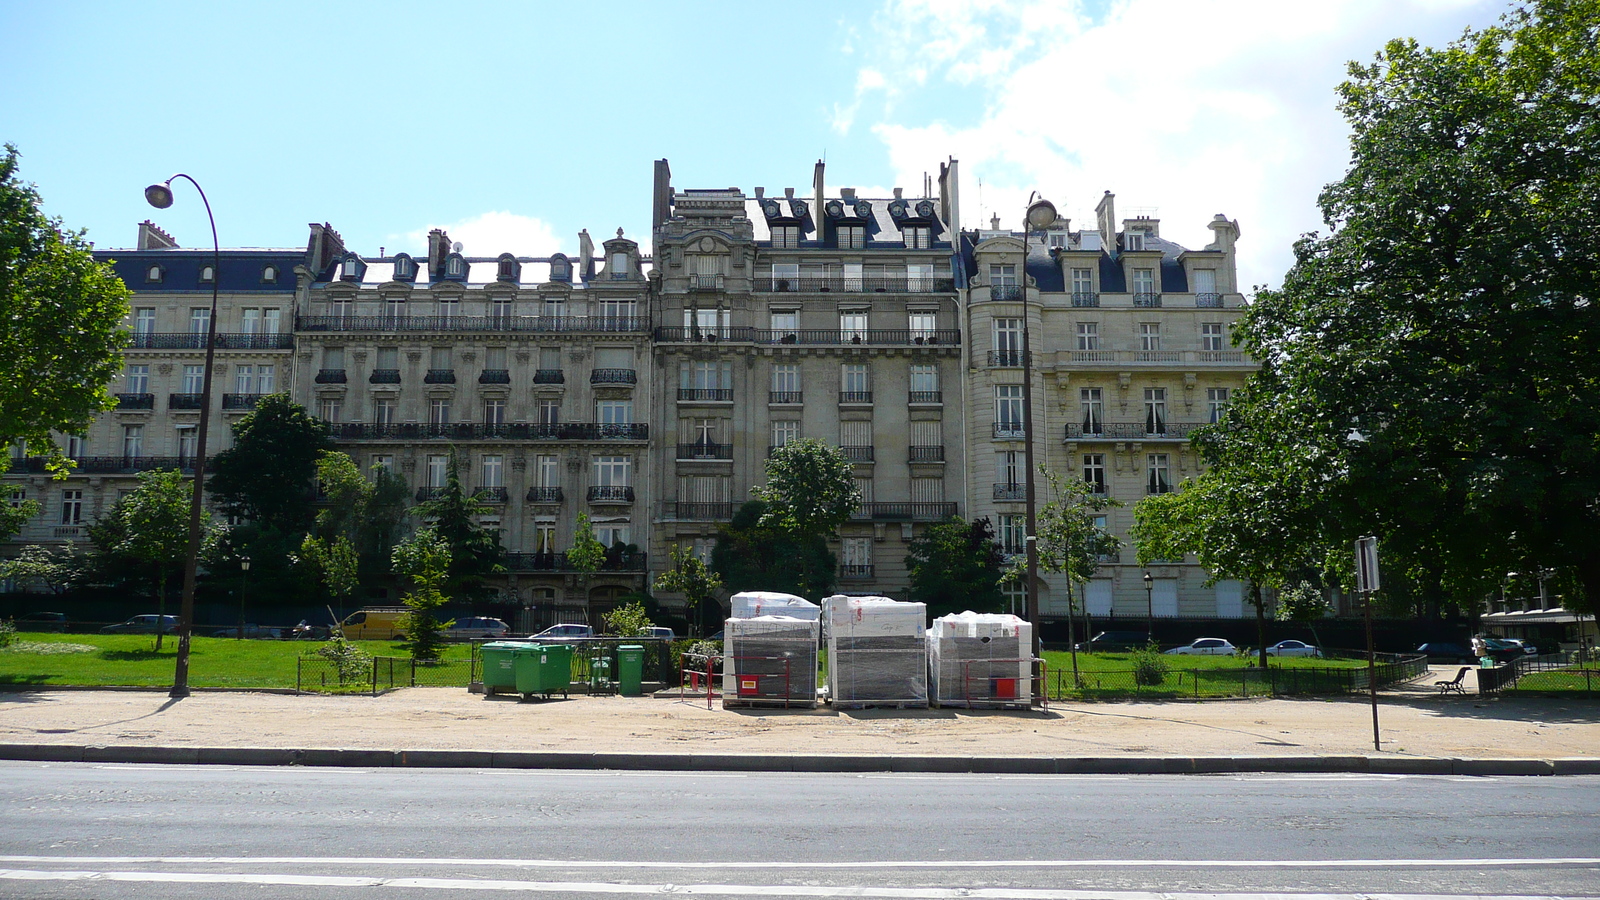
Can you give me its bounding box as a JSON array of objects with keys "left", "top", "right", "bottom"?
[{"left": 2, "top": 743, "right": 1596, "bottom": 776}]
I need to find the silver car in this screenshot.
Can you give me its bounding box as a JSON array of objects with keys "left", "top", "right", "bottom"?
[{"left": 1164, "top": 637, "right": 1237, "bottom": 656}]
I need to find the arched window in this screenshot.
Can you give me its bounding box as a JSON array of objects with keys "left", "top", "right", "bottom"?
[
  {"left": 199, "top": 265, "right": 215, "bottom": 282},
  {"left": 447, "top": 256, "right": 464, "bottom": 277},
  {"left": 550, "top": 255, "right": 571, "bottom": 282},
  {"left": 341, "top": 256, "right": 359, "bottom": 279},
  {"left": 262, "top": 265, "right": 277, "bottom": 283},
  {"left": 146, "top": 265, "right": 162, "bottom": 283}
]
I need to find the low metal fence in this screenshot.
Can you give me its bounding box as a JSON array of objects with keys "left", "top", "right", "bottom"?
[
  {"left": 1482, "top": 652, "right": 1599, "bottom": 696},
  {"left": 296, "top": 655, "right": 474, "bottom": 695},
  {"left": 1044, "top": 653, "right": 1428, "bottom": 700}
]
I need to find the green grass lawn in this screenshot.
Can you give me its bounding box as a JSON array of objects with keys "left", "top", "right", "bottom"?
[
  {"left": 1038, "top": 650, "right": 1374, "bottom": 699},
  {"left": 1506, "top": 667, "right": 1600, "bottom": 695},
  {"left": 0, "top": 633, "right": 471, "bottom": 689},
  {"left": 1041, "top": 650, "right": 1368, "bottom": 672}
]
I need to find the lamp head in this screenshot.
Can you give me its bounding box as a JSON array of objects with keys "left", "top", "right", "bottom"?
[
  {"left": 240, "top": 557, "right": 251, "bottom": 572},
  {"left": 1025, "top": 198, "right": 1058, "bottom": 231},
  {"left": 1143, "top": 571, "right": 1152, "bottom": 585},
  {"left": 145, "top": 182, "right": 174, "bottom": 209}
]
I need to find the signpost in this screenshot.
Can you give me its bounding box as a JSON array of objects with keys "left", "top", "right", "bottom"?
[{"left": 1355, "top": 536, "right": 1381, "bottom": 752}]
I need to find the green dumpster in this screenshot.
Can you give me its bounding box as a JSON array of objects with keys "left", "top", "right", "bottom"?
[
  {"left": 514, "top": 644, "right": 572, "bottom": 700},
  {"left": 481, "top": 642, "right": 531, "bottom": 697},
  {"left": 617, "top": 644, "right": 645, "bottom": 696}
]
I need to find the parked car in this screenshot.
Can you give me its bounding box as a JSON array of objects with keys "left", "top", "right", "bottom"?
[
  {"left": 101, "top": 614, "right": 179, "bottom": 635},
  {"left": 337, "top": 607, "right": 408, "bottom": 640},
  {"left": 1265, "top": 639, "right": 1321, "bottom": 658},
  {"left": 1164, "top": 637, "right": 1237, "bottom": 656},
  {"left": 1483, "top": 638, "right": 1530, "bottom": 663},
  {"left": 447, "top": 617, "right": 510, "bottom": 640},
  {"left": 1494, "top": 637, "right": 1538, "bottom": 656},
  {"left": 16, "top": 612, "right": 67, "bottom": 633},
  {"left": 211, "top": 624, "right": 282, "bottom": 638},
  {"left": 531, "top": 623, "right": 593, "bottom": 641},
  {"left": 646, "top": 626, "right": 676, "bottom": 640},
  {"left": 1417, "top": 642, "right": 1475, "bottom": 663},
  {"left": 1074, "top": 630, "right": 1150, "bottom": 652}
]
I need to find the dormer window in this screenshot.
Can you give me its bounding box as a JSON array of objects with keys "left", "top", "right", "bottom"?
[
  {"left": 771, "top": 225, "right": 801, "bottom": 249},
  {"left": 610, "top": 252, "right": 628, "bottom": 279},
  {"left": 1125, "top": 231, "right": 1146, "bottom": 251},
  {"left": 837, "top": 225, "right": 866, "bottom": 250},
  {"left": 340, "top": 255, "right": 363, "bottom": 281},
  {"left": 261, "top": 264, "right": 278, "bottom": 283},
  {"left": 442, "top": 253, "right": 467, "bottom": 281},
  {"left": 904, "top": 225, "right": 932, "bottom": 250},
  {"left": 496, "top": 253, "right": 520, "bottom": 282},
  {"left": 448, "top": 257, "right": 463, "bottom": 276},
  {"left": 393, "top": 254, "right": 416, "bottom": 282},
  {"left": 199, "top": 265, "right": 215, "bottom": 283},
  {"left": 146, "top": 265, "right": 163, "bottom": 283},
  {"left": 549, "top": 254, "right": 572, "bottom": 282}
]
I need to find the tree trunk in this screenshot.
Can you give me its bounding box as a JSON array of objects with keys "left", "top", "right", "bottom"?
[
  {"left": 1253, "top": 583, "right": 1268, "bottom": 668},
  {"left": 154, "top": 566, "right": 167, "bottom": 652}
]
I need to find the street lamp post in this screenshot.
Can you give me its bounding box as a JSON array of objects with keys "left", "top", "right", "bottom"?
[
  {"left": 1020, "top": 194, "right": 1057, "bottom": 661},
  {"left": 145, "top": 175, "right": 220, "bottom": 698},
  {"left": 1143, "top": 571, "right": 1154, "bottom": 642},
  {"left": 237, "top": 556, "right": 251, "bottom": 640}
]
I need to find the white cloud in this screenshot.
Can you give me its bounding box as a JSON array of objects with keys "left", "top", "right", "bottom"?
[
  {"left": 390, "top": 211, "right": 562, "bottom": 258},
  {"left": 853, "top": 0, "right": 1501, "bottom": 290}
]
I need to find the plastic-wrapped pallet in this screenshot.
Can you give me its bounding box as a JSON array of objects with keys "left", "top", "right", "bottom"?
[
  {"left": 729, "top": 591, "right": 820, "bottom": 621},
  {"left": 928, "top": 612, "right": 1033, "bottom": 708},
  {"left": 822, "top": 595, "right": 928, "bottom": 708},
  {"left": 722, "top": 615, "right": 819, "bottom": 708}
]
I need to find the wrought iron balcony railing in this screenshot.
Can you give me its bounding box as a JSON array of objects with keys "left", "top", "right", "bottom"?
[
  {"left": 503, "top": 550, "right": 648, "bottom": 573},
  {"left": 907, "top": 390, "right": 942, "bottom": 405},
  {"left": 651, "top": 326, "right": 960, "bottom": 347},
  {"left": 989, "top": 284, "right": 1023, "bottom": 301},
  {"left": 1133, "top": 292, "right": 1162, "bottom": 308},
  {"left": 474, "top": 486, "right": 509, "bottom": 503},
  {"left": 587, "top": 485, "right": 635, "bottom": 503},
  {"left": 838, "top": 391, "right": 873, "bottom": 405},
  {"left": 840, "top": 445, "right": 875, "bottom": 462},
  {"left": 296, "top": 315, "right": 647, "bottom": 334},
  {"left": 590, "top": 368, "right": 637, "bottom": 385},
  {"left": 114, "top": 393, "right": 155, "bottom": 410},
  {"left": 222, "top": 393, "right": 264, "bottom": 410},
  {"left": 369, "top": 369, "right": 401, "bottom": 384},
  {"left": 525, "top": 486, "right": 564, "bottom": 503},
  {"left": 1071, "top": 291, "right": 1100, "bottom": 307},
  {"left": 908, "top": 445, "right": 944, "bottom": 462},
  {"left": 840, "top": 564, "right": 874, "bottom": 579},
  {"left": 678, "top": 388, "right": 733, "bottom": 402},
  {"left": 314, "top": 369, "right": 347, "bottom": 384},
  {"left": 687, "top": 273, "right": 724, "bottom": 291},
  {"left": 127, "top": 332, "right": 294, "bottom": 350},
  {"left": 676, "top": 442, "right": 733, "bottom": 461},
  {"left": 532, "top": 369, "right": 565, "bottom": 384},
  {"left": 664, "top": 501, "right": 735, "bottom": 521},
  {"left": 987, "top": 350, "right": 1022, "bottom": 367},
  {"left": 850, "top": 502, "right": 958, "bottom": 521},
  {"left": 754, "top": 275, "right": 955, "bottom": 294},
  {"left": 6, "top": 455, "right": 211, "bottom": 475},
  {"left": 424, "top": 369, "right": 456, "bottom": 384},
  {"left": 478, "top": 369, "right": 511, "bottom": 384},
  {"left": 1063, "top": 422, "right": 1202, "bottom": 441},
  {"left": 326, "top": 422, "right": 648, "bottom": 441},
  {"left": 168, "top": 393, "right": 204, "bottom": 410},
  {"left": 768, "top": 391, "right": 803, "bottom": 404},
  {"left": 1194, "top": 292, "right": 1223, "bottom": 308},
  {"left": 993, "top": 483, "right": 1025, "bottom": 501}
]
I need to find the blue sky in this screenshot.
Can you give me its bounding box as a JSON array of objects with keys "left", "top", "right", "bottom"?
[{"left": 3, "top": 0, "right": 1505, "bottom": 289}]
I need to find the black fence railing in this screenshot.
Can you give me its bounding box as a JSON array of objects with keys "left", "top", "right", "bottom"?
[
  {"left": 128, "top": 332, "right": 294, "bottom": 350},
  {"left": 587, "top": 485, "right": 635, "bottom": 502},
  {"left": 525, "top": 486, "right": 563, "bottom": 503},
  {"left": 532, "top": 369, "right": 565, "bottom": 384},
  {"left": 652, "top": 326, "right": 960, "bottom": 346},
  {"left": 591, "top": 368, "right": 638, "bottom": 384},
  {"left": 1065, "top": 422, "right": 1203, "bottom": 440},
  {"left": 851, "top": 502, "right": 957, "bottom": 521},
  {"left": 114, "top": 393, "right": 155, "bottom": 409},
  {"left": 666, "top": 501, "right": 736, "bottom": 520},
  {"left": 769, "top": 391, "right": 803, "bottom": 404},
  {"left": 369, "top": 369, "right": 402, "bottom": 384},
  {"left": 424, "top": 369, "right": 456, "bottom": 384},
  {"left": 8, "top": 455, "right": 210, "bottom": 475},
  {"left": 295, "top": 656, "right": 475, "bottom": 695},
  {"left": 169, "top": 393, "right": 204, "bottom": 410},
  {"left": 678, "top": 388, "right": 733, "bottom": 402},
  {"left": 907, "top": 391, "right": 942, "bottom": 404},
  {"left": 676, "top": 443, "right": 733, "bottom": 460},
  {"left": 221, "top": 393, "right": 264, "bottom": 410},
  {"left": 754, "top": 276, "right": 956, "bottom": 294},
  {"left": 325, "top": 422, "right": 648, "bottom": 441},
  {"left": 297, "top": 315, "right": 647, "bottom": 333},
  {"left": 315, "top": 369, "right": 348, "bottom": 384},
  {"left": 478, "top": 369, "right": 511, "bottom": 384},
  {"left": 839, "top": 391, "right": 873, "bottom": 405},
  {"left": 1043, "top": 652, "right": 1429, "bottom": 699},
  {"left": 502, "top": 551, "right": 649, "bottom": 572},
  {"left": 908, "top": 445, "right": 944, "bottom": 462}
]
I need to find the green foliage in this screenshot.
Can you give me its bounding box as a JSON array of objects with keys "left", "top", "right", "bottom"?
[
  {"left": 602, "top": 600, "right": 653, "bottom": 637},
  {"left": 711, "top": 500, "right": 836, "bottom": 601},
  {"left": 0, "top": 543, "right": 86, "bottom": 594},
  {"left": 415, "top": 452, "right": 505, "bottom": 599},
  {"left": 1027, "top": 469, "right": 1123, "bottom": 588},
  {"left": 752, "top": 439, "right": 861, "bottom": 540},
  {"left": 300, "top": 534, "right": 360, "bottom": 599},
  {"left": 299, "top": 451, "right": 407, "bottom": 599},
  {"left": 0, "top": 618, "right": 15, "bottom": 649},
  {"left": 906, "top": 517, "right": 1006, "bottom": 619},
  {"left": 207, "top": 394, "right": 334, "bottom": 536},
  {"left": 653, "top": 545, "right": 723, "bottom": 635},
  {"left": 1131, "top": 643, "right": 1170, "bottom": 687},
  {"left": 1275, "top": 581, "right": 1331, "bottom": 625},
  {"left": 1218, "top": 1, "right": 1600, "bottom": 609},
  {"left": 313, "top": 635, "right": 372, "bottom": 683},
  {"left": 567, "top": 511, "right": 606, "bottom": 574},
  {"left": 0, "top": 143, "right": 131, "bottom": 511},
  {"left": 391, "top": 526, "right": 453, "bottom": 661}
]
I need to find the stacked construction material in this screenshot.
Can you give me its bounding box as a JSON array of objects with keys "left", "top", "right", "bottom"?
[
  {"left": 823, "top": 595, "right": 928, "bottom": 709},
  {"left": 729, "top": 591, "right": 821, "bottom": 621},
  {"left": 722, "top": 614, "right": 820, "bottom": 708},
  {"left": 928, "top": 612, "right": 1033, "bottom": 709}
]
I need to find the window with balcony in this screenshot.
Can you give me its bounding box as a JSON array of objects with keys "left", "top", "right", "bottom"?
[
  {"left": 997, "top": 514, "right": 1025, "bottom": 556},
  {"left": 771, "top": 420, "right": 799, "bottom": 449},
  {"left": 680, "top": 360, "right": 733, "bottom": 401},
  {"left": 995, "top": 384, "right": 1023, "bottom": 437},
  {"left": 189, "top": 307, "right": 210, "bottom": 336},
  {"left": 842, "top": 537, "right": 872, "bottom": 577},
  {"left": 909, "top": 364, "right": 939, "bottom": 403},
  {"left": 489, "top": 298, "right": 511, "bottom": 322},
  {"left": 537, "top": 455, "right": 559, "bottom": 488},
  {"left": 1083, "top": 453, "right": 1107, "bottom": 494},
  {"left": 122, "top": 425, "right": 143, "bottom": 459},
  {"left": 60, "top": 489, "right": 83, "bottom": 526},
  {"left": 598, "top": 400, "right": 633, "bottom": 425},
  {"left": 1147, "top": 453, "right": 1172, "bottom": 494},
  {"left": 1140, "top": 323, "right": 1162, "bottom": 351},
  {"left": 182, "top": 364, "right": 204, "bottom": 394},
  {"left": 317, "top": 397, "right": 343, "bottom": 423},
  {"left": 538, "top": 400, "right": 560, "bottom": 425},
  {"left": 176, "top": 426, "right": 198, "bottom": 463},
  {"left": 481, "top": 455, "right": 504, "bottom": 488},
  {"left": 997, "top": 450, "right": 1022, "bottom": 490},
  {"left": 990, "top": 264, "right": 1017, "bottom": 288},
  {"left": 907, "top": 263, "right": 935, "bottom": 293},
  {"left": 840, "top": 310, "right": 868, "bottom": 343},
  {"left": 1081, "top": 388, "right": 1103, "bottom": 436},
  {"left": 1208, "top": 387, "right": 1230, "bottom": 423},
  {"left": 427, "top": 455, "right": 448, "bottom": 489},
  {"left": 904, "top": 225, "right": 932, "bottom": 249},
  {"left": 1071, "top": 268, "right": 1097, "bottom": 306},
  {"left": 134, "top": 308, "right": 156, "bottom": 336},
  {"left": 909, "top": 421, "right": 942, "bottom": 461},
  {"left": 1144, "top": 388, "right": 1167, "bottom": 435},
  {"left": 908, "top": 310, "right": 937, "bottom": 340},
  {"left": 125, "top": 365, "right": 149, "bottom": 394},
  {"left": 992, "top": 318, "right": 1022, "bottom": 367},
  {"left": 1076, "top": 322, "right": 1099, "bottom": 351},
  {"left": 770, "top": 364, "right": 801, "bottom": 404},
  {"left": 771, "top": 225, "right": 801, "bottom": 249},
  {"left": 1202, "top": 322, "right": 1225, "bottom": 352},
  {"left": 840, "top": 421, "right": 873, "bottom": 461},
  {"left": 769, "top": 310, "right": 798, "bottom": 340},
  {"left": 1133, "top": 268, "right": 1158, "bottom": 306},
  {"left": 840, "top": 364, "right": 871, "bottom": 404},
  {"left": 373, "top": 398, "right": 396, "bottom": 426},
  {"left": 429, "top": 398, "right": 451, "bottom": 425},
  {"left": 593, "top": 456, "right": 631, "bottom": 487},
  {"left": 1193, "top": 268, "right": 1220, "bottom": 306},
  {"left": 484, "top": 399, "right": 506, "bottom": 426}
]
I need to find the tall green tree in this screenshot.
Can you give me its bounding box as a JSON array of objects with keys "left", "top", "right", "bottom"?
[
  {"left": 415, "top": 452, "right": 505, "bottom": 601},
  {"left": 89, "top": 469, "right": 224, "bottom": 650},
  {"left": 654, "top": 544, "right": 724, "bottom": 638},
  {"left": 712, "top": 500, "right": 836, "bottom": 601},
  {"left": 906, "top": 517, "right": 1007, "bottom": 620},
  {"left": 0, "top": 144, "right": 131, "bottom": 537},
  {"left": 1223, "top": 0, "right": 1600, "bottom": 607},
  {"left": 1021, "top": 470, "right": 1122, "bottom": 667},
  {"left": 390, "top": 526, "right": 452, "bottom": 661},
  {"left": 750, "top": 439, "right": 860, "bottom": 597},
  {"left": 299, "top": 451, "right": 410, "bottom": 604},
  {"left": 207, "top": 394, "right": 334, "bottom": 535},
  {"left": 567, "top": 511, "right": 606, "bottom": 575}
]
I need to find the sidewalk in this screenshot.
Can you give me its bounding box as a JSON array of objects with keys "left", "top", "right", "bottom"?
[{"left": 2, "top": 672, "right": 1596, "bottom": 775}]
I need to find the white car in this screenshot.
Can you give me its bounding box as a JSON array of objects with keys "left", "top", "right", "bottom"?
[
  {"left": 531, "top": 623, "right": 594, "bottom": 641},
  {"left": 1265, "top": 639, "right": 1321, "bottom": 658},
  {"left": 446, "top": 617, "right": 510, "bottom": 640},
  {"left": 1164, "top": 637, "right": 1237, "bottom": 656}
]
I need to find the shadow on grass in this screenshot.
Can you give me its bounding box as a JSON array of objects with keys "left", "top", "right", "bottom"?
[
  {"left": 100, "top": 649, "right": 177, "bottom": 662},
  {"left": 0, "top": 674, "right": 52, "bottom": 690}
]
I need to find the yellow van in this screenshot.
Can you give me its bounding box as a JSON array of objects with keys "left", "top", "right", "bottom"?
[{"left": 337, "top": 607, "right": 409, "bottom": 640}]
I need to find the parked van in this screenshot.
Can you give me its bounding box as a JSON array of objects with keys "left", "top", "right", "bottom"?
[{"left": 338, "top": 607, "right": 408, "bottom": 640}]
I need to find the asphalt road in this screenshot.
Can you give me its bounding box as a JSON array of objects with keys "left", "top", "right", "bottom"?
[{"left": 1, "top": 762, "right": 1597, "bottom": 899}]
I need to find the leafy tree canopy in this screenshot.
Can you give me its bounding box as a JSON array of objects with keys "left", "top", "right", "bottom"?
[
  {"left": 752, "top": 439, "right": 860, "bottom": 540},
  {"left": 391, "top": 525, "right": 452, "bottom": 661},
  {"left": 712, "top": 499, "right": 836, "bottom": 600},
  {"left": 906, "top": 517, "right": 1007, "bottom": 620},
  {"left": 1223, "top": 0, "right": 1600, "bottom": 607},
  {"left": 207, "top": 394, "right": 333, "bottom": 536},
  {"left": 654, "top": 544, "right": 724, "bottom": 637},
  {"left": 414, "top": 452, "right": 505, "bottom": 600},
  {"left": 567, "top": 511, "right": 606, "bottom": 574}
]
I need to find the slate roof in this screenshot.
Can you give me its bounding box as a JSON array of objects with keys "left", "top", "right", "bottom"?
[{"left": 93, "top": 248, "right": 303, "bottom": 294}]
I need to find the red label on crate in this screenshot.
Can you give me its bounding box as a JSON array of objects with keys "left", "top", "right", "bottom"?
[
  {"left": 992, "top": 677, "right": 1017, "bottom": 699},
  {"left": 738, "top": 675, "right": 761, "bottom": 695}
]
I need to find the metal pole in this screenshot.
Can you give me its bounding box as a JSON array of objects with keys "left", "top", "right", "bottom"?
[
  {"left": 153, "top": 174, "right": 221, "bottom": 700},
  {"left": 1365, "top": 589, "right": 1380, "bottom": 751},
  {"left": 1021, "top": 205, "right": 1041, "bottom": 661}
]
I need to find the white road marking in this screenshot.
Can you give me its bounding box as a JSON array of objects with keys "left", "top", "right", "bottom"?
[
  {"left": 2, "top": 855, "right": 1596, "bottom": 870},
  {"left": 0, "top": 870, "right": 1593, "bottom": 899}
]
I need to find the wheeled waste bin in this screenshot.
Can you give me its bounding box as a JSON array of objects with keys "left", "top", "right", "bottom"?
[
  {"left": 514, "top": 644, "right": 571, "bottom": 700},
  {"left": 480, "top": 641, "right": 532, "bottom": 697},
  {"left": 617, "top": 644, "right": 644, "bottom": 696}
]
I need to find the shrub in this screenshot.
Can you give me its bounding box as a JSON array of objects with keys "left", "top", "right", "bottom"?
[
  {"left": 602, "top": 600, "right": 653, "bottom": 637},
  {"left": 0, "top": 618, "right": 15, "bottom": 649},
  {"left": 1131, "top": 642, "right": 1169, "bottom": 687},
  {"left": 314, "top": 635, "right": 372, "bottom": 683}
]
